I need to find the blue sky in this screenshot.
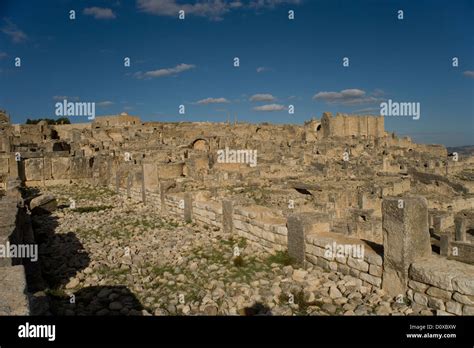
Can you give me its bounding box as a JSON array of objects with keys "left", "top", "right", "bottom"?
[{"left": 0, "top": 0, "right": 473, "bottom": 146}]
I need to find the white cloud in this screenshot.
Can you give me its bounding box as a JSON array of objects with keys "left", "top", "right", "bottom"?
[
  {"left": 463, "top": 71, "right": 474, "bottom": 79},
  {"left": 137, "top": 0, "right": 301, "bottom": 20},
  {"left": 250, "top": 93, "right": 276, "bottom": 102},
  {"left": 312, "top": 88, "right": 381, "bottom": 105},
  {"left": 53, "top": 96, "right": 79, "bottom": 101},
  {"left": 248, "top": 0, "right": 301, "bottom": 9},
  {"left": 137, "top": 0, "right": 230, "bottom": 20},
  {"left": 134, "top": 63, "right": 195, "bottom": 79},
  {"left": 1, "top": 19, "right": 27, "bottom": 43},
  {"left": 372, "top": 88, "right": 385, "bottom": 97},
  {"left": 253, "top": 103, "right": 286, "bottom": 111},
  {"left": 97, "top": 101, "right": 114, "bottom": 107},
  {"left": 256, "top": 66, "right": 270, "bottom": 73},
  {"left": 196, "top": 97, "right": 229, "bottom": 104},
  {"left": 352, "top": 107, "right": 381, "bottom": 114},
  {"left": 83, "top": 7, "right": 117, "bottom": 19}
]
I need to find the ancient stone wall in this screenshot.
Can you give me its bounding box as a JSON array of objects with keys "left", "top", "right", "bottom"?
[
  {"left": 408, "top": 257, "right": 474, "bottom": 315},
  {"left": 321, "top": 112, "right": 385, "bottom": 138},
  {"left": 304, "top": 233, "right": 383, "bottom": 289},
  {"left": 0, "top": 186, "right": 31, "bottom": 315}
]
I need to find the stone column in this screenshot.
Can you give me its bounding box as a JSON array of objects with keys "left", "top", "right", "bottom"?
[
  {"left": 358, "top": 192, "right": 367, "bottom": 209},
  {"left": 184, "top": 193, "right": 193, "bottom": 222},
  {"left": 287, "top": 215, "right": 306, "bottom": 265},
  {"left": 41, "top": 156, "right": 45, "bottom": 187},
  {"left": 115, "top": 170, "right": 120, "bottom": 194},
  {"left": 141, "top": 164, "right": 146, "bottom": 205},
  {"left": 382, "top": 196, "right": 431, "bottom": 296},
  {"left": 439, "top": 233, "right": 451, "bottom": 256},
  {"left": 455, "top": 217, "right": 466, "bottom": 242},
  {"left": 126, "top": 173, "right": 131, "bottom": 199},
  {"left": 382, "top": 157, "right": 389, "bottom": 172},
  {"left": 433, "top": 214, "right": 450, "bottom": 235},
  {"left": 106, "top": 157, "right": 112, "bottom": 187},
  {"left": 222, "top": 199, "right": 234, "bottom": 234},
  {"left": 433, "top": 215, "right": 442, "bottom": 234},
  {"left": 11, "top": 153, "right": 21, "bottom": 182}
]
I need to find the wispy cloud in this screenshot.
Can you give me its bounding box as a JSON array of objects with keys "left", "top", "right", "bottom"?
[
  {"left": 137, "top": 0, "right": 231, "bottom": 20},
  {"left": 253, "top": 103, "right": 286, "bottom": 111},
  {"left": 137, "top": 0, "right": 301, "bottom": 21},
  {"left": 248, "top": 0, "right": 301, "bottom": 10},
  {"left": 250, "top": 93, "right": 276, "bottom": 102},
  {"left": 83, "top": 7, "right": 117, "bottom": 19},
  {"left": 196, "top": 97, "right": 230, "bottom": 104},
  {"left": 97, "top": 101, "right": 114, "bottom": 107},
  {"left": 1, "top": 19, "right": 27, "bottom": 43},
  {"left": 134, "top": 63, "right": 195, "bottom": 79},
  {"left": 256, "top": 66, "right": 270, "bottom": 73},
  {"left": 288, "top": 95, "right": 302, "bottom": 101},
  {"left": 463, "top": 71, "right": 474, "bottom": 79},
  {"left": 312, "top": 88, "right": 382, "bottom": 105},
  {"left": 351, "top": 107, "right": 381, "bottom": 114},
  {"left": 53, "top": 96, "right": 79, "bottom": 101}
]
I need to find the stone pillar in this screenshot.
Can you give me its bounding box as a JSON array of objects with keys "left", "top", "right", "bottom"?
[
  {"left": 382, "top": 157, "right": 389, "bottom": 172},
  {"left": 106, "top": 157, "right": 112, "bottom": 187},
  {"left": 433, "top": 214, "right": 451, "bottom": 235},
  {"left": 11, "top": 153, "right": 21, "bottom": 182},
  {"left": 115, "top": 171, "right": 120, "bottom": 194},
  {"left": 184, "top": 193, "right": 193, "bottom": 222},
  {"left": 439, "top": 233, "right": 451, "bottom": 256},
  {"left": 126, "top": 173, "right": 131, "bottom": 199},
  {"left": 382, "top": 196, "right": 431, "bottom": 296},
  {"left": 455, "top": 217, "right": 466, "bottom": 242},
  {"left": 358, "top": 192, "right": 367, "bottom": 209},
  {"left": 287, "top": 213, "right": 322, "bottom": 265},
  {"left": 141, "top": 168, "right": 146, "bottom": 205},
  {"left": 160, "top": 182, "right": 166, "bottom": 213},
  {"left": 433, "top": 215, "right": 443, "bottom": 234},
  {"left": 41, "top": 156, "right": 46, "bottom": 187},
  {"left": 222, "top": 199, "right": 234, "bottom": 234}
]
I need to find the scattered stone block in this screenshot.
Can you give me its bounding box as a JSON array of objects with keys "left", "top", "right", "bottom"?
[{"left": 29, "top": 194, "right": 57, "bottom": 214}]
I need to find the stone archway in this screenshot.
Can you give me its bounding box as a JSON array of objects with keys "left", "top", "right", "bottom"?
[{"left": 192, "top": 138, "right": 208, "bottom": 151}]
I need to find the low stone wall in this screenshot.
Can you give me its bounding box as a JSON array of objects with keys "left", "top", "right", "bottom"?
[
  {"left": 145, "top": 189, "right": 161, "bottom": 210},
  {"left": 448, "top": 241, "right": 474, "bottom": 264},
  {"left": 110, "top": 180, "right": 288, "bottom": 252},
  {"left": 232, "top": 206, "right": 287, "bottom": 252},
  {"left": 287, "top": 212, "right": 383, "bottom": 290},
  {"left": 0, "top": 265, "right": 29, "bottom": 315},
  {"left": 164, "top": 193, "right": 183, "bottom": 217},
  {"left": 106, "top": 182, "right": 474, "bottom": 316},
  {"left": 304, "top": 232, "right": 383, "bottom": 289},
  {"left": 0, "top": 187, "right": 30, "bottom": 315},
  {"left": 193, "top": 200, "right": 222, "bottom": 228},
  {"left": 408, "top": 256, "right": 474, "bottom": 315}
]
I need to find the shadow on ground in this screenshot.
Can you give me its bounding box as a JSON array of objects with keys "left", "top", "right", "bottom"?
[
  {"left": 22, "top": 188, "right": 144, "bottom": 316},
  {"left": 242, "top": 302, "right": 272, "bottom": 316},
  {"left": 46, "top": 285, "right": 145, "bottom": 316}
]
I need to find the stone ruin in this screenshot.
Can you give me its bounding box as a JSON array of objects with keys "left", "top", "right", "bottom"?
[{"left": 0, "top": 111, "right": 473, "bottom": 316}]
